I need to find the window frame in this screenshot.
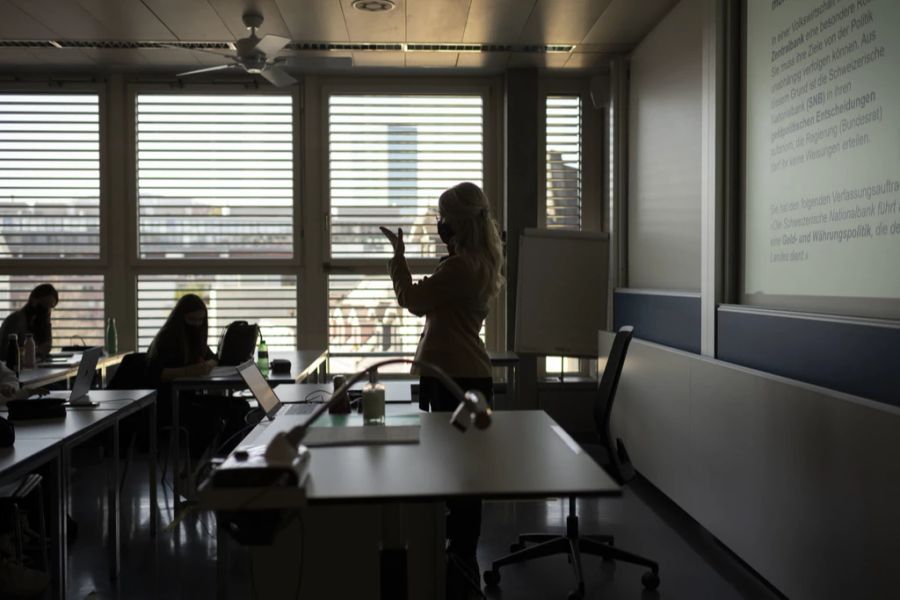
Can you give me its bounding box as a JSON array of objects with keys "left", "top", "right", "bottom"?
[
  {"left": 538, "top": 78, "right": 607, "bottom": 379},
  {"left": 0, "top": 82, "right": 109, "bottom": 347},
  {"left": 0, "top": 82, "right": 108, "bottom": 271},
  {"left": 317, "top": 76, "right": 505, "bottom": 368}
]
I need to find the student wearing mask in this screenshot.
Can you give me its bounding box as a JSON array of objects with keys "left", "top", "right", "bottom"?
[
  {"left": 380, "top": 181, "right": 504, "bottom": 597},
  {"left": 0, "top": 283, "right": 58, "bottom": 362},
  {"left": 147, "top": 294, "right": 250, "bottom": 457}
]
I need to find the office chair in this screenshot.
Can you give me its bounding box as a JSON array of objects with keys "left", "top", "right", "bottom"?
[{"left": 483, "top": 326, "right": 659, "bottom": 600}]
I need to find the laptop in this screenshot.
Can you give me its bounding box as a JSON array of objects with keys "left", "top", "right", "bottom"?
[
  {"left": 45, "top": 346, "right": 103, "bottom": 406},
  {"left": 236, "top": 360, "right": 315, "bottom": 421}
]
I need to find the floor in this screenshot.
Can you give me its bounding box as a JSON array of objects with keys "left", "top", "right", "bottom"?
[{"left": 56, "top": 445, "right": 783, "bottom": 600}]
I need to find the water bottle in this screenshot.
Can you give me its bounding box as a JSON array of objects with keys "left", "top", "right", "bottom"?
[
  {"left": 362, "top": 373, "right": 385, "bottom": 425},
  {"left": 257, "top": 338, "right": 269, "bottom": 375},
  {"left": 22, "top": 334, "right": 36, "bottom": 369},
  {"left": 106, "top": 317, "right": 118, "bottom": 354},
  {"left": 5, "top": 334, "right": 20, "bottom": 375}
]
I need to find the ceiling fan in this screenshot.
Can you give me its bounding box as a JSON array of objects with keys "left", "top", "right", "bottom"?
[{"left": 175, "top": 9, "right": 296, "bottom": 87}]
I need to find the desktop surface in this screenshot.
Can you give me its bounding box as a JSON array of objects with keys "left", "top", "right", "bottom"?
[{"left": 236, "top": 410, "right": 619, "bottom": 504}]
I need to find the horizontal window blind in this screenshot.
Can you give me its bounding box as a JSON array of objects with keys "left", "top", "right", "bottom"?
[
  {"left": 328, "top": 95, "right": 484, "bottom": 259},
  {"left": 136, "top": 274, "right": 297, "bottom": 352},
  {"left": 546, "top": 96, "right": 582, "bottom": 230},
  {"left": 328, "top": 273, "right": 485, "bottom": 374},
  {"left": 546, "top": 96, "right": 583, "bottom": 374},
  {"left": 0, "top": 275, "right": 104, "bottom": 348},
  {"left": 136, "top": 94, "right": 294, "bottom": 259},
  {"left": 0, "top": 94, "right": 100, "bottom": 259}
]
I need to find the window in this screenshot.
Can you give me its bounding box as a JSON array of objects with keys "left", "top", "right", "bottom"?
[
  {"left": 328, "top": 95, "right": 484, "bottom": 259},
  {"left": 327, "top": 93, "right": 486, "bottom": 368},
  {"left": 135, "top": 94, "right": 294, "bottom": 259},
  {"left": 136, "top": 274, "right": 297, "bottom": 352},
  {"left": 545, "top": 96, "right": 583, "bottom": 230},
  {"left": 0, "top": 94, "right": 100, "bottom": 259},
  {"left": 328, "top": 274, "right": 426, "bottom": 374},
  {"left": 545, "top": 95, "right": 584, "bottom": 376},
  {"left": 0, "top": 275, "right": 104, "bottom": 348}
]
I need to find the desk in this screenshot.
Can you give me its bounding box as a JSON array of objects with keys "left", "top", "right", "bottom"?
[
  {"left": 19, "top": 352, "right": 130, "bottom": 389},
  {"left": 272, "top": 380, "right": 414, "bottom": 405},
  {"left": 0, "top": 390, "right": 157, "bottom": 599},
  {"left": 208, "top": 409, "right": 618, "bottom": 599},
  {"left": 169, "top": 349, "right": 327, "bottom": 508}
]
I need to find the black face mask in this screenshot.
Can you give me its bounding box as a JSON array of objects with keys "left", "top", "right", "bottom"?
[{"left": 437, "top": 219, "right": 455, "bottom": 245}]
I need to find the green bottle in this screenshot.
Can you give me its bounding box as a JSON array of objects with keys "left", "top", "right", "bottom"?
[
  {"left": 257, "top": 338, "right": 269, "bottom": 375},
  {"left": 106, "top": 317, "right": 118, "bottom": 354}
]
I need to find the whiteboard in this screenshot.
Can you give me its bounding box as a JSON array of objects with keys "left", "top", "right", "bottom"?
[{"left": 514, "top": 228, "right": 610, "bottom": 357}]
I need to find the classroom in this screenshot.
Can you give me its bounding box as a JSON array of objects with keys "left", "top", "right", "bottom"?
[{"left": 0, "top": 0, "right": 897, "bottom": 598}]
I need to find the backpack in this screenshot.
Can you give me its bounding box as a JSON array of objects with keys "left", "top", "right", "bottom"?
[{"left": 216, "top": 321, "right": 259, "bottom": 366}]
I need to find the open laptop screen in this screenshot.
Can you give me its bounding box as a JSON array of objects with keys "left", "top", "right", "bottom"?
[{"left": 236, "top": 360, "right": 281, "bottom": 419}]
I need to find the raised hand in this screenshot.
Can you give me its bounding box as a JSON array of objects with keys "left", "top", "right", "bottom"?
[{"left": 379, "top": 226, "right": 405, "bottom": 257}]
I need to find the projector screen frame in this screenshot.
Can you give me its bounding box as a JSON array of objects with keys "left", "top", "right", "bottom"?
[{"left": 737, "top": 0, "right": 900, "bottom": 323}]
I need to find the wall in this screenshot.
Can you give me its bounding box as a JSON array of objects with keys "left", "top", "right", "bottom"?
[
  {"left": 608, "top": 335, "right": 900, "bottom": 600},
  {"left": 627, "top": 0, "right": 703, "bottom": 292}
]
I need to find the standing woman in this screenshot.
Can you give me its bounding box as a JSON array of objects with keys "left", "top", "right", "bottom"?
[
  {"left": 147, "top": 294, "right": 249, "bottom": 456},
  {"left": 0, "top": 283, "right": 57, "bottom": 361},
  {"left": 380, "top": 181, "right": 504, "bottom": 590}
]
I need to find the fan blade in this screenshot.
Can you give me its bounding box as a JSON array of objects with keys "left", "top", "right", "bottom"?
[
  {"left": 157, "top": 43, "right": 236, "bottom": 59},
  {"left": 259, "top": 66, "right": 297, "bottom": 87},
  {"left": 176, "top": 64, "right": 239, "bottom": 77},
  {"left": 255, "top": 34, "right": 291, "bottom": 57}
]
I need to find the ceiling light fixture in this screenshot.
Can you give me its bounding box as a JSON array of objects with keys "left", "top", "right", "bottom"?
[{"left": 352, "top": 0, "right": 396, "bottom": 12}]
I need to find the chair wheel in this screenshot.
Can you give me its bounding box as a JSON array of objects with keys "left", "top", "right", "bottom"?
[
  {"left": 509, "top": 541, "right": 525, "bottom": 552},
  {"left": 642, "top": 570, "right": 660, "bottom": 590},
  {"left": 483, "top": 569, "right": 500, "bottom": 587}
]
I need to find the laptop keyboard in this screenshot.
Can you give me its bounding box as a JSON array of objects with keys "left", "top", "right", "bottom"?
[{"left": 283, "top": 403, "right": 316, "bottom": 416}]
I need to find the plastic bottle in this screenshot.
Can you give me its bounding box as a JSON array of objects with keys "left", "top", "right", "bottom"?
[
  {"left": 22, "top": 333, "right": 36, "bottom": 369},
  {"left": 362, "top": 372, "right": 385, "bottom": 425},
  {"left": 257, "top": 338, "right": 269, "bottom": 375},
  {"left": 106, "top": 317, "right": 118, "bottom": 354},
  {"left": 5, "top": 334, "right": 20, "bottom": 375}
]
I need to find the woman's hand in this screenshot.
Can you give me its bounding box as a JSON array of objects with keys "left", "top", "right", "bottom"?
[
  {"left": 379, "top": 227, "right": 405, "bottom": 257},
  {"left": 0, "top": 383, "right": 17, "bottom": 398}
]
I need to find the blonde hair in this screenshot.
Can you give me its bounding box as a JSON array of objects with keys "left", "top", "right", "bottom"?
[{"left": 438, "top": 182, "right": 505, "bottom": 299}]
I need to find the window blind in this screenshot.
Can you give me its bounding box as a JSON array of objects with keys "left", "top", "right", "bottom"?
[
  {"left": 0, "top": 275, "right": 104, "bottom": 348},
  {"left": 328, "top": 95, "right": 484, "bottom": 259},
  {"left": 136, "top": 94, "right": 294, "bottom": 259},
  {"left": 0, "top": 94, "right": 100, "bottom": 259},
  {"left": 328, "top": 273, "right": 486, "bottom": 373},
  {"left": 546, "top": 96, "right": 583, "bottom": 375},
  {"left": 136, "top": 274, "right": 297, "bottom": 352},
  {"left": 328, "top": 273, "right": 425, "bottom": 373},
  {"left": 546, "top": 96, "right": 582, "bottom": 230}
]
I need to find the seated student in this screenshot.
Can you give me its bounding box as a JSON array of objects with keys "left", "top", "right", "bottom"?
[
  {"left": 0, "top": 283, "right": 58, "bottom": 362},
  {"left": 146, "top": 294, "right": 250, "bottom": 457}
]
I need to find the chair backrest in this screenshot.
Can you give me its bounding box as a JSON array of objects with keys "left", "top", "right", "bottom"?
[
  {"left": 593, "top": 325, "right": 635, "bottom": 484},
  {"left": 106, "top": 352, "right": 149, "bottom": 390}
]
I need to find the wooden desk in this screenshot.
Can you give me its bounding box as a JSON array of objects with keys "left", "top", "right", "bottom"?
[
  {"left": 169, "top": 349, "right": 328, "bottom": 508},
  {"left": 0, "top": 390, "right": 157, "bottom": 599},
  {"left": 208, "top": 410, "right": 618, "bottom": 599}
]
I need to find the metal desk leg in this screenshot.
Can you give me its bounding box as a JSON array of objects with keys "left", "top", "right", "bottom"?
[
  {"left": 47, "top": 451, "right": 66, "bottom": 600},
  {"left": 149, "top": 401, "right": 158, "bottom": 537},
  {"left": 217, "top": 513, "right": 228, "bottom": 600},
  {"left": 107, "top": 422, "right": 120, "bottom": 579},
  {"left": 171, "top": 386, "right": 181, "bottom": 512},
  {"left": 508, "top": 364, "right": 516, "bottom": 408}
]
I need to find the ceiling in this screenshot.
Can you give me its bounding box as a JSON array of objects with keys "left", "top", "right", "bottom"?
[{"left": 0, "top": 0, "right": 679, "bottom": 73}]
